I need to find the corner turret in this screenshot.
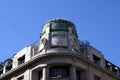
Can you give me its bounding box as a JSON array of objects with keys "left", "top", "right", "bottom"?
[{"left": 38, "top": 18, "right": 80, "bottom": 53}]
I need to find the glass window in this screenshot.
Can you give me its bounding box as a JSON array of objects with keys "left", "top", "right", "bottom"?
[
  {"left": 76, "top": 70, "right": 81, "bottom": 80},
  {"left": 42, "top": 23, "right": 50, "bottom": 34},
  {"left": 38, "top": 70, "right": 42, "bottom": 80},
  {"left": 0, "top": 63, "right": 3, "bottom": 70},
  {"left": 51, "top": 22, "right": 68, "bottom": 31},
  {"left": 42, "top": 26, "right": 46, "bottom": 34},
  {"left": 105, "top": 60, "right": 111, "bottom": 70},
  {"left": 50, "top": 66, "right": 69, "bottom": 77},
  {"left": 93, "top": 55, "right": 101, "bottom": 65},
  {"left": 71, "top": 26, "right": 78, "bottom": 38},
  {"left": 6, "top": 64, "right": 12, "bottom": 72},
  {"left": 18, "top": 55, "right": 25, "bottom": 65},
  {"left": 0, "top": 69, "right": 3, "bottom": 75}
]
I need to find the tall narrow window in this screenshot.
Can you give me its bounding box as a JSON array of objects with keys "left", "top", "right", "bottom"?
[
  {"left": 38, "top": 70, "right": 42, "bottom": 80},
  {"left": 105, "top": 60, "right": 111, "bottom": 71},
  {"left": 50, "top": 66, "right": 69, "bottom": 78},
  {"left": 6, "top": 64, "right": 12, "bottom": 72},
  {"left": 18, "top": 55, "right": 25, "bottom": 65},
  {"left": 0, "top": 70, "right": 3, "bottom": 75},
  {"left": 76, "top": 70, "right": 81, "bottom": 80},
  {"left": 93, "top": 55, "right": 101, "bottom": 65},
  {"left": 4, "top": 59, "right": 13, "bottom": 72}
]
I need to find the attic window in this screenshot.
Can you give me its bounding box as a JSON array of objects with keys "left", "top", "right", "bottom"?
[
  {"left": 18, "top": 55, "right": 25, "bottom": 65},
  {"left": 93, "top": 54, "right": 101, "bottom": 65},
  {"left": 105, "top": 61, "right": 111, "bottom": 71},
  {"left": 112, "top": 66, "right": 118, "bottom": 74}
]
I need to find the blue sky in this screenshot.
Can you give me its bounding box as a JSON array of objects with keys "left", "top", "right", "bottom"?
[{"left": 0, "top": 0, "right": 120, "bottom": 67}]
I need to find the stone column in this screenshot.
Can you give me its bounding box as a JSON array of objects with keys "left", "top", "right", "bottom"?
[
  {"left": 3, "top": 66, "right": 6, "bottom": 74},
  {"left": 42, "top": 67, "right": 49, "bottom": 80},
  {"left": 70, "top": 65, "right": 76, "bottom": 80}
]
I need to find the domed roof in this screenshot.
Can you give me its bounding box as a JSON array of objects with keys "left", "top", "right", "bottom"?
[
  {"left": 44, "top": 18, "right": 75, "bottom": 27},
  {"left": 41, "top": 18, "right": 78, "bottom": 38}
]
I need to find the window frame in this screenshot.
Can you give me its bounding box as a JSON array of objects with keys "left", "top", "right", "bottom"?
[
  {"left": 50, "top": 66, "right": 69, "bottom": 78},
  {"left": 93, "top": 54, "right": 101, "bottom": 65},
  {"left": 18, "top": 55, "right": 25, "bottom": 65}
]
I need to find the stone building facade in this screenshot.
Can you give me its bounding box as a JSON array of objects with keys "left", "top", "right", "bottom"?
[{"left": 0, "top": 18, "right": 120, "bottom": 80}]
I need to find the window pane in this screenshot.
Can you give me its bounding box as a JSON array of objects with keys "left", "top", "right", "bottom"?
[
  {"left": 51, "top": 22, "right": 68, "bottom": 31},
  {"left": 38, "top": 70, "right": 42, "bottom": 80},
  {"left": 93, "top": 55, "right": 101, "bottom": 65},
  {"left": 50, "top": 66, "right": 69, "bottom": 77},
  {"left": 18, "top": 55, "right": 25, "bottom": 65},
  {"left": 76, "top": 71, "right": 81, "bottom": 80}
]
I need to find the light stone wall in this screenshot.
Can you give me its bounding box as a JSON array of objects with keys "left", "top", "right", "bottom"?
[
  {"left": 0, "top": 19, "right": 120, "bottom": 80},
  {"left": 1, "top": 51, "right": 120, "bottom": 80},
  {"left": 30, "top": 55, "right": 120, "bottom": 80},
  {"left": 12, "top": 46, "right": 32, "bottom": 68},
  {"left": 86, "top": 46, "right": 105, "bottom": 67}
]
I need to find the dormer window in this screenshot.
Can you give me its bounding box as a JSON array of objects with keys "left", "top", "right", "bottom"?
[
  {"left": 93, "top": 54, "right": 101, "bottom": 65},
  {"left": 18, "top": 55, "right": 25, "bottom": 65},
  {"left": 4, "top": 59, "right": 13, "bottom": 72},
  {"left": 51, "top": 33, "right": 68, "bottom": 48}
]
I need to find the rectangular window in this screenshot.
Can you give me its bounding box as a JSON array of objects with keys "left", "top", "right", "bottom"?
[
  {"left": 0, "top": 69, "right": 3, "bottom": 75},
  {"left": 112, "top": 65, "right": 118, "bottom": 74},
  {"left": 94, "top": 75, "right": 100, "bottom": 80},
  {"left": 105, "top": 60, "right": 111, "bottom": 71},
  {"left": 4, "top": 59, "right": 13, "bottom": 72},
  {"left": 50, "top": 66, "right": 69, "bottom": 78},
  {"left": 18, "top": 55, "right": 25, "bottom": 65},
  {"left": 38, "top": 70, "right": 42, "bottom": 80},
  {"left": 51, "top": 22, "right": 68, "bottom": 31},
  {"left": 6, "top": 64, "right": 12, "bottom": 72},
  {"left": 17, "top": 76, "right": 24, "bottom": 80},
  {"left": 76, "top": 70, "right": 81, "bottom": 80},
  {"left": 93, "top": 55, "right": 101, "bottom": 65}
]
